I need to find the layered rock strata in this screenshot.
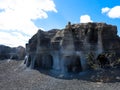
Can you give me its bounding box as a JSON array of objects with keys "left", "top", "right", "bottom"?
[{"left": 24, "top": 22, "right": 120, "bottom": 73}]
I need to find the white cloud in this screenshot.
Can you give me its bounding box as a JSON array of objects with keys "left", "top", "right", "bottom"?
[
  {"left": 0, "top": 0, "right": 57, "bottom": 47},
  {"left": 0, "top": 31, "right": 29, "bottom": 47},
  {"left": 101, "top": 6, "right": 120, "bottom": 18},
  {"left": 101, "top": 7, "right": 110, "bottom": 13},
  {"left": 80, "top": 15, "right": 93, "bottom": 23}
]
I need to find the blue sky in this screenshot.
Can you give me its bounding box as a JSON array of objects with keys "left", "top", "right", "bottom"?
[
  {"left": 37, "top": 0, "right": 120, "bottom": 31},
  {"left": 0, "top": 0, "right": 120, "bottom": 47}
]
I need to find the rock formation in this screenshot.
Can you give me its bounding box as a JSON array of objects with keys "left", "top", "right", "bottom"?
[
  {"left": 0, "top": 45, "right": 25, "bottom": 60},
  {"left": 24, "top": 22, "right": 120, "bottom": 73},
  {"left": 0, "top": 45, "right": 11, "bottom": 60}
]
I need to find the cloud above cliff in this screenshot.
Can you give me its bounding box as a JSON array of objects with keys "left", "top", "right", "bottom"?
[
  {"left": 0, "top": 31, "right": 28, "bottom": 47},
  {"left": 102, "top": 6, "right": 120, "bottom": 18},
  {"left": 80, "top": 15, "right": 93, "bottom": 23},
  {"left": 0, "top": 0, "right": 57, "bottom": 47}
]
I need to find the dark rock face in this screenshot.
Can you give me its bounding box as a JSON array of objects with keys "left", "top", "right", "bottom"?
[
  {"left": 16, "top": 46, "right": 26, "bottom": 60},
  {"left": 97, "top": 54, "right": 110, "bottom": 68},
  {"left": 0, "top": 45, "right": 25, "bottom": 60},
  {"left": 25, "top": 22, "right": 120, "bottom": 73},
  {"left": 0, "top": 45, "right": 11, "bottom": 60}
]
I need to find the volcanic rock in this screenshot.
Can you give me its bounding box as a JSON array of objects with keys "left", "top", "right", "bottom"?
[
  {"left": 0, "top": 45, "right": 25, "bottom": 60},
  {"left": 24, "top": 22, "right": 120, "bottom": 73}
]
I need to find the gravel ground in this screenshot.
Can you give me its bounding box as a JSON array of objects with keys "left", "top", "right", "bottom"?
[{"left": 0, "top": 60, "right": 120, "bottom": 90}]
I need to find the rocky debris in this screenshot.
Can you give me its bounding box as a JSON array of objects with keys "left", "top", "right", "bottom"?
[
  {"left": 0, "top": 60, "right": 120, "bottom": 90},
  {"left": 24, "top": 22, "right": 120, "bottom": 74},
  {"left": 0, "top": 45, "right": 25, "bottom": 60}
]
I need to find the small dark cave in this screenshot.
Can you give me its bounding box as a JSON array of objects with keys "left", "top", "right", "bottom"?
[
  {"left": 34, "top": 54, "right": 53, "bottom": 70},
  {"left": 97, "top": 54, "right": 110, "bottom": 68},
  {"left": 66, "top": 56, "right": 82, "bottom": 73}
]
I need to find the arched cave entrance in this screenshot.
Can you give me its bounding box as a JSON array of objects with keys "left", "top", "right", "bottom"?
[
  {"left": 66, "top": 56, "right": 82, "bottom": 73},
  {"left": 35, "top": 54, "right": 53, "bottom": 70},
  {"left": 97, "top": 54, "right": 110, "bottom": 68}
]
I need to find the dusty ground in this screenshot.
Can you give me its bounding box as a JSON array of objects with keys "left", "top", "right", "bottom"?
[{"left": 0, "top": 60, "right": 120, "bottom": 90}]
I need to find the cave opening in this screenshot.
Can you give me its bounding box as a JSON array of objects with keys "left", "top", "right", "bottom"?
[
  {"left": 35, "top": 54, "right": 53, "bottom": 70},
  {"left": 67, "top": 56, "right": 82, "bottom": 73},
  {"left": 97, "top": 54, "right": 110, "bottom": 68}
]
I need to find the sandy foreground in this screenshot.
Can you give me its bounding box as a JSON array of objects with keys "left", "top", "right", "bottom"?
[{"left": 0, "top": 60, "right": 120, "bottom": 90}]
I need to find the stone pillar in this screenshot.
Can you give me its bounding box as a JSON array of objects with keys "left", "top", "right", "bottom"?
[
  {"left": 97, "top": 24, "right": 103, "bottom": 54},
  {"left": 80, "top": 52, "right": 88, "bottom": 70},
  {"left": 29, "top": 53, "right": 36, "bottom": 69},
  {"left": 52, "top": 51, "right": 60, "bottom": 70},
  {"left": 25, "top": 57, "right": 30, "bottom": 67}
]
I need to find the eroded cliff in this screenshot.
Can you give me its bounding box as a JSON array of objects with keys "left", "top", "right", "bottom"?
[{"left": 24, "top": 22, "right": 120, "bottom": 74}]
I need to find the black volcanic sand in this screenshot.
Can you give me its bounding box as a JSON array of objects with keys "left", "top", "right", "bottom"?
[{"left": 0, "top": 60, "right": 120, "bottom": 90}]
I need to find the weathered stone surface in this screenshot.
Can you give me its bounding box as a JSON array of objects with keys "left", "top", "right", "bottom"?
[
  {"left": 16, "top": 46, "right": 26, "bottom": 60},
  {"left": 25, "top": 22, "right": 120, "bottom": 73},
  {"left": 0, "top": 45, "right": 11, "bottom": 60},
  {"left": 0, "top": 45, "right": 25, "bottom": 60}
]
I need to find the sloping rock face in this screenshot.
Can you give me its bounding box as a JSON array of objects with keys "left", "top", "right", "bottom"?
[
  {"left": 25, "top": 22, "right": 120, "bottom": 73},
  {"left": 0, "top": 45, "right": 11, "bottom": 60},
  {"left": 0, "top": 45, "right": 25, "bottom": 60}
]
